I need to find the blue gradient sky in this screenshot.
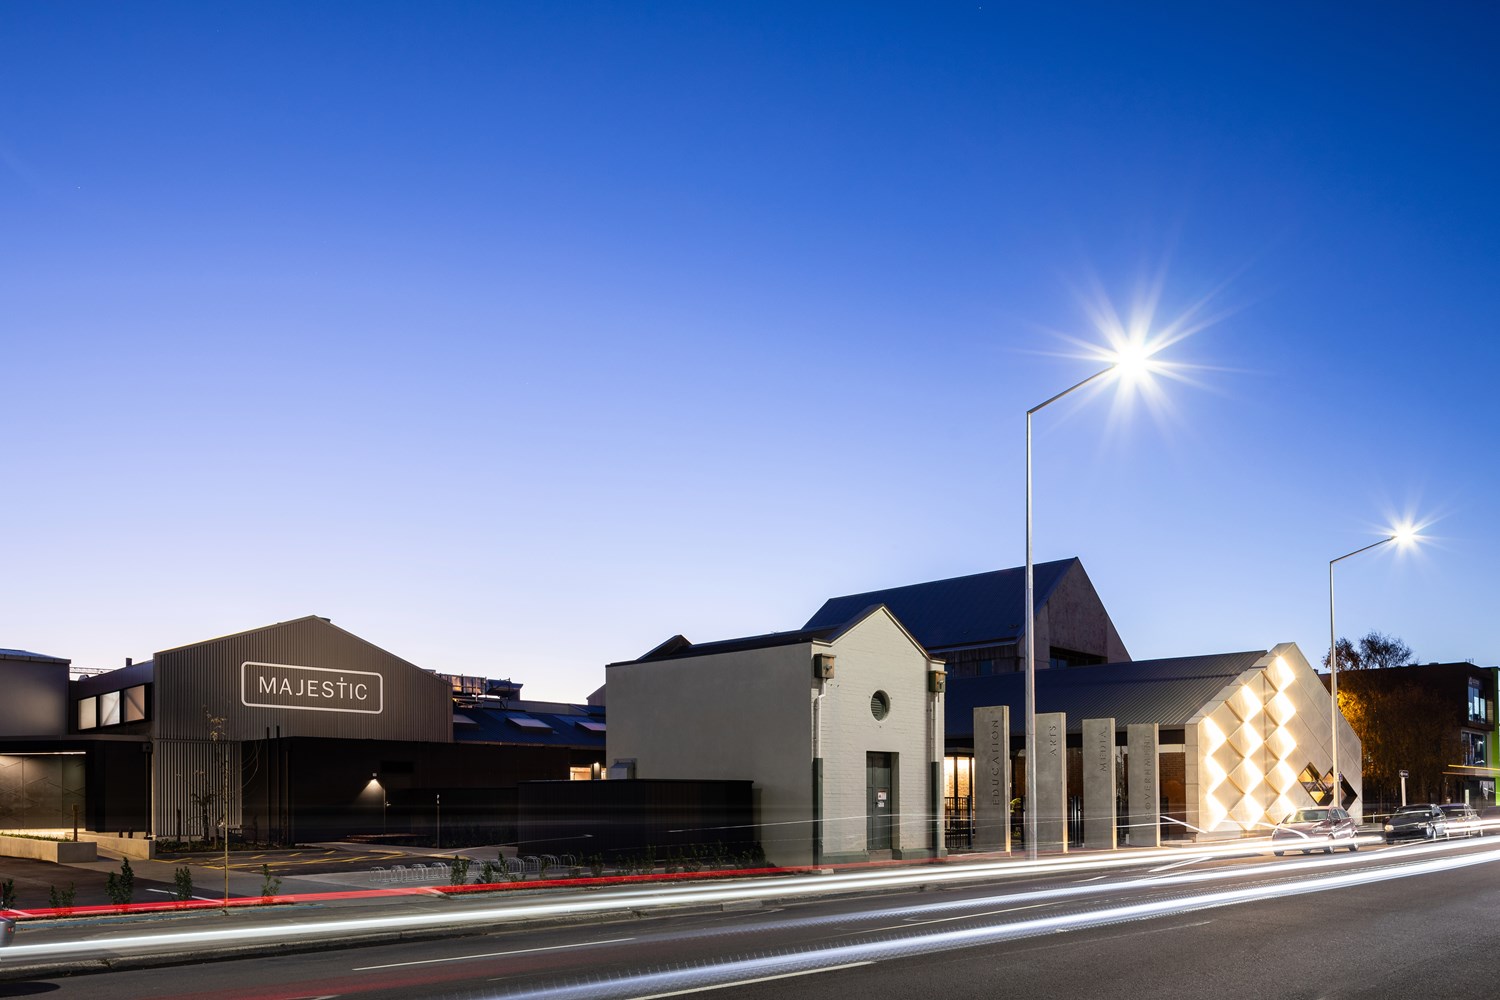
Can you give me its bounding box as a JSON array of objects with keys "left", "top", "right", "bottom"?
[{"left": 5, "top": 3, "right": 1496, "bottom": 699}]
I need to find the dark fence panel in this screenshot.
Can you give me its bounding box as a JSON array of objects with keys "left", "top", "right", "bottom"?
[{"left": 517, "top": 779, "right": 754, "bottom": 861}]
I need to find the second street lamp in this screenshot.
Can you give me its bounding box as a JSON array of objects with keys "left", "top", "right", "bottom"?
[
  {"left": 1328, "top": 526, "right": 1418, "bottom": 808},
  {"left": 1023, "top": 342, "right": 1159, "bottom": 857}
]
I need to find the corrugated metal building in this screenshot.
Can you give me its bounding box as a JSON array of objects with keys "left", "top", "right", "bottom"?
[{"left": 3, "top": 617, "right": 605, "bottom": 845}]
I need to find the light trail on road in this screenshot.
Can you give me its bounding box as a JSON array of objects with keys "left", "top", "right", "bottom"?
[
  {"left": 0, "top": 835, "right": 1486, "bottom": 969},
  {"left": 479, "top": 843, "right": 1500, "bottom": 1000}
]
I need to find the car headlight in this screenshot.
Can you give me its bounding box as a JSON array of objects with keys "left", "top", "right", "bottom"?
[{"left": 1383, "top": 823, "right": 1394, "bottom": 831}]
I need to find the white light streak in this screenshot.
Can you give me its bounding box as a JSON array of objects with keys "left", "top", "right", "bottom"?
[
  {"left": 353, "top": 937, "right": 635, "bottom": 972},
  {"left": 614, "top": 961, "right": 874, "bottom": 999},
  {"left": 485, "top": 845, "right": 1500, "bottom": 999}
]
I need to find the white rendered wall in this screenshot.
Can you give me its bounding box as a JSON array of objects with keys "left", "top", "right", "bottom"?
[
  {"left": 606, "top": 607, "right": 942, "bottom": 866},
  {"left": 606, "top": 642, "right": 814, "bottom": 864},
  {"left": 816, "top": 609, "right": 943, "bottom": 861}
]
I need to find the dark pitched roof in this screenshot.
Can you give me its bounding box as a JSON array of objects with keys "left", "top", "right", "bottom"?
[
  {"left": 803, "top": 558, "right": 1079, "bottom": 651},
  {"left": 612, "top": 604, "right": 910, "bottom": 667},
  {"left": 0, "top": 648, "right": 70, "bottom": 665},
  {"left": 452, "top": 702, "right": 606, "bottom": 749},
  {"left": 944, "top": 650, "right": 1268, "bottom": 740},
  {"left": 612, "top": 624, "right": 844, "bottom": 666}
]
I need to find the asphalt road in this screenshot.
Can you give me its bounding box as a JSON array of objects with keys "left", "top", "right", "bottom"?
[{"left": 5, "top": 835, "right": 1499, "bottom": 999}]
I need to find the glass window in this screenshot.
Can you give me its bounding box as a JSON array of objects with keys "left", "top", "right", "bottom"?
[
  {"left": 99, "top": 690, "right": 121, "bottom": 727},
  {"left": 123, "top": 685, "right": 147, "bottom": 723},
  {"left": 77, "top": 698, "right": 97, "bottom": 730}
]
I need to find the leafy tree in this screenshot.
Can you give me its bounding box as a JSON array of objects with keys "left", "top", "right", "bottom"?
[
  {"left": 1333, "top": 635, "right": 1460, "bottom": 807},
  {"left": 173, "top": 866, "right": 194, "bottom": 901},
  {"left": 48, "top": 884, "right": 75, "bottom": 910},
  {"left": 259, "top": 864, "right": 281, "bottom": 899},
  {"left": 105, "top": 858, "right": 136, "bottom": 905}
]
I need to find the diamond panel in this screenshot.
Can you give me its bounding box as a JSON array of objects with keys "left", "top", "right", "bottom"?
[
  {"left": 1265, "top": 728, "right": 1297, "bottom": 760},
  {"left": 1230, "top": 722, "right": 1264, "bottom": 757},
  {"left": 1266, "top": 692, "right": 1296, "bottom": 726},
  {"left": 1228, "top": 759, "right": 1263, "bottom": 794}
]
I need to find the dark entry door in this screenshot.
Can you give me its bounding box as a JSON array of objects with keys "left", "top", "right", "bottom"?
[{"left": 867, "top": 752, "right": 893, "bottom": 851}]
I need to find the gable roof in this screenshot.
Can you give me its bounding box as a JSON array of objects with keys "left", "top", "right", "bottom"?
[
  {"left": 803, "top": 558, "right": 1080, "bottom": 651},
  {"left": 944, "top": 650, "right": 1269, "bottom": 739},
  {"left": 155, "top": 615, "right": 425, "bottom": 672},
  {"left": 612, "top": 604, "right": 919, "bottom": 666}
]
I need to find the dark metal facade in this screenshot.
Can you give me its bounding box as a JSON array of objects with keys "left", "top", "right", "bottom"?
[
  {"left": 149, "top": 616, "right": 452, "bottom": 838},
  {"left": 153, "top": 616, "right": 452, "bottom": 742}
]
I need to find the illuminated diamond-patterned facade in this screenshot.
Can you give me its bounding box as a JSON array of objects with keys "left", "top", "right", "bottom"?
[{"left": 1187, "top": 643, "right": 1362, "bottom": 833}]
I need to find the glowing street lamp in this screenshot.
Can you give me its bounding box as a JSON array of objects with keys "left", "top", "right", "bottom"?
[
  {"left": 1328, "top": 525, "right": 1419, "bottom": 806},
  {"left": 1024, "top": 342, "right": 1161, "bottom": 857}
]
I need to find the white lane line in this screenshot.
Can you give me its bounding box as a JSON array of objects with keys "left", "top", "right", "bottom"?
[
  {"left": 617, "top": 962, "right": 874, "bottom": 998},
  {"left": 867, "top": 901, "right": 1055, "bottom": 933},
  {"left": 1148, "top": 857, "right": 1203, "bottom": 873},
  {"left": 354, "top": 936, "right": 635, "bottom": 971},
  {"left": 1074, "top": 875, "right": 1107, "bottom": 883}
]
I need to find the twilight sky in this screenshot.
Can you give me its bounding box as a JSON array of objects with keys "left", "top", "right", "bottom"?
[{"left": 4, "top": 2, "right": 1496, "bottom": 700}]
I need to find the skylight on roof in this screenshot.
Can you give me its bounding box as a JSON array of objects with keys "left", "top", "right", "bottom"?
[
  {"left": 509, "top": 716, "right": 553, "bottom": 731},
  {"left": 453, "top": 713, "right": 478, "bottom": 725},
  {"left": 576, "top": 720, "right": 606, "bottom": 732}
]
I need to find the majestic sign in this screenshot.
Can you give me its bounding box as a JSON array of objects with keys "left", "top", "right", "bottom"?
[{"left": 240, "top": 662, "right": 384, "bottom": 715}]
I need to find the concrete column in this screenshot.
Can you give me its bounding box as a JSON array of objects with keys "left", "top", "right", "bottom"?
[
  {"left": 1082, "top": 718, "right": 1117, "bottom": 849},
  {"left": 973, "top": 706, "right": 1010, "bottom": 852},
  {"left": 1127, "top": 723, "right": 1161, "bottom": 847},
  {"left": 1035, "top": 711, "right": 1068, "bottom": 852}
]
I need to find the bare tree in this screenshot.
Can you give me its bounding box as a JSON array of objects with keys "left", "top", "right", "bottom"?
[{"left": 1323, "top": 631, "right": 1415, "bottom": 672}]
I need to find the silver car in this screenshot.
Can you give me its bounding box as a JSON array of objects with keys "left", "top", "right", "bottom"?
[
  {"left": 1438, "top": 802, "right": 1481, "bottom": 838},
  {"left": 1272, "top": 806, "right": 1359, "bottom": 854}
]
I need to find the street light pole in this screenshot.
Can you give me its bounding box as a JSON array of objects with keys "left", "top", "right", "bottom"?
[
  {"left": 1328, "top": 532, "right": 1408, "bottom": 809},
  {"left": 1024, "top": 364, "right": 1119, "bottom": 858}
]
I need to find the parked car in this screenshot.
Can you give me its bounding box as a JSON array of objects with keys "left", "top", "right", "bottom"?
[
  {"left": 1383, "top": 803, "right": 1449, "bottom": 843},
  {"left": 1438, "top": 802, "right": 1482, "bottom": 837},
  {"left": 1478, "top": 805, "right": 1500, "bottom": 836},
  {"left": 1271, "top": 806, "right": 1359, "bottom": 854}
]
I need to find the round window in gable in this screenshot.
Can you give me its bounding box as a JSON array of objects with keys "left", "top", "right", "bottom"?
[{"left": 870, "top": 690, "right": 891, "bottom": 721}]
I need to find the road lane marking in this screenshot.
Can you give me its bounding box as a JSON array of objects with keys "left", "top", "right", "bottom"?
[
  {"left": 867, "top": 901, "right": 1056, "bottom": 932},
  {"left": 1149, "top": 857, "right": 1203, "bottom": 873},
  {"left": 617, "top": 961, "right": 874, "bottom": 998},
  {"left": 354, "top": 936, "right": 636, "bottom": 971},
  {"left": 1073, "top": 875, "right": 1107, "bottom": 883}
]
